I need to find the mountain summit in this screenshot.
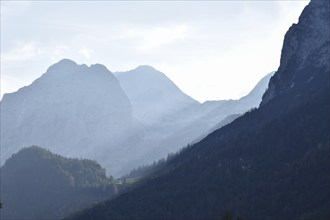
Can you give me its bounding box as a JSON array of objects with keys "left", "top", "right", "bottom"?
[
  {"left": 1, "top": 59, "right": 138, "bottom": 176},
  {"left": 262, "top": 0, "right": 329, "bottom": 104},
  {"left": 115, "top": 66, "right": 198, "bottom": 123}
]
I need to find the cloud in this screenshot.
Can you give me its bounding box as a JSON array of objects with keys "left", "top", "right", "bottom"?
[
  {"left": 118, "top": 24, "right": 190, "bottom": 51},
  {"left": 0, "top": 1, "right": 309, "bottom": 101},
  {"left": 78, "top": 48, "right": 93, "bottom": 59},
  {"left": 1, "top": 42, "right": 44, "bottom": 62}
]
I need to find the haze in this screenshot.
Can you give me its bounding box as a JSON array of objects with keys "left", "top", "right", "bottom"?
[{"left": 0, "top": 1, "right": 308, "bottom": 102}]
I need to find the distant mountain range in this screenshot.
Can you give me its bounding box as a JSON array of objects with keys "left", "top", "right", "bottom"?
[
  {"left": 66, "top": 0, "right": 330, "bottom": 219},
  {"left": 0, "top": 59, "right": 272, "bottom": 177}
]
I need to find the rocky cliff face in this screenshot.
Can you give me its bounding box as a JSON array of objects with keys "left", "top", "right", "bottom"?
[{"left": 262, "top": 0, "right": 330, "bottom": 104}]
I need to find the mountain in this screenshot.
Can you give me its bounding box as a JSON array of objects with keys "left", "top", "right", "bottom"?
[
  {"left": 114, "top": 68, "right": 274, "bottom": 167},
  {"left": 67, "top": 0, "right": 330, "bottom": 219},
  {"left": 262, "top": 0, "right": 329, "bottom": 105},
  {"left": 115, "top": 65, "right": 198, "bottom": 123},
  {"left": 143, "top": 71, "right": 275, "bottom": 155},
  {"left": 239, "top": 71, "right": 274, "bottom": 106},
  {"left": 0, "top": 146, "right": 118, "bottom": 220},
  {"left": 0, "top": 59, "right": 272, "bottom": 177},
  {"left": 0, "top": 59, "right": 145, "bottom": 176},
  {"left": 116, "top": 65, "right": 273, "bottom": 127},
  {"left": 191, "top": 71, "right": 275, "bottom": 139}
]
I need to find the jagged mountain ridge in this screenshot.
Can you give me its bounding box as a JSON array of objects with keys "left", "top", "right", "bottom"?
[
  {"left": 66, "top": 0, "right": 330, "bottom": 219},
  {"left": 1, "top": 60, "right": 272, "bottom": 177},
  {"left": 262, "top": 0, "right": 329, "bottom": 104},
  {"left": 1, "top": 59, "right": 145, "bottom": 176}
]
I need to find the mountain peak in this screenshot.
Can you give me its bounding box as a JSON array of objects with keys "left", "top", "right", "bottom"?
[
  {"left": 134, "top": 65, "right": 157, "bottom": 72},
  {"left": 261, "top": 0, "right": 329, "bottom": 105},
  {"left": 49, "top": 59, "right": 110, "bottom": 73},
  {"left": 0, "top": 59, "right": 134, "bottom": 174},
  {"left": 90, "top": 63, "right": 111, "bottom": 72},
  {"left": 47, "top": 58, "right": 79, "bottom": 72},
  {"left": 57, "top": 58, "right": 77, "bottom": 65},
  {"left": 239, "top": 71, "right": 275, "bottom": 106},
  {"left": 116, "top": 65, "right": 198, "bottom": 122},
  {"left": 43, "top": 59, "right": 117, "bottom": 83}
]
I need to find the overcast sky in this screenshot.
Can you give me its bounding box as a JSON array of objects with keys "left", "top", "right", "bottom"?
[{"left": 1, "top": 0, "right": 309, "bottom": 102}]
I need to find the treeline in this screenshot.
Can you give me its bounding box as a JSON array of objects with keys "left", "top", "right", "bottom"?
[
  {"left": 124, "top": 147, "right": 194, "bottom": 179},
  {"left": 66, "top": 74, "right": 330, "bottom": 220},
  {"left": 0, "top": 146, "right": 119, "bottom": 219}
]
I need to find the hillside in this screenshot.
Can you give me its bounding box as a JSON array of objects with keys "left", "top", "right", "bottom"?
[
  {"left": 0, "top": 146, "right": 118, "bottom": 220},
  {"left": 67, "top": 0, "right": 330, "bottom": 219}
]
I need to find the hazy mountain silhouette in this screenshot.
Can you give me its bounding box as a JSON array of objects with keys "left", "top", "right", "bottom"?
[
  {"left": 115, "top": 65, "right": 198, "bottom": 123},
  {"left": 115, "top": 68, "right": 274, "bottom": 165},
  {"left": 1, "top": 60, "right": 272, "bottom": 177},
  {"left": 0, "top": 59, "right": 145, "bottom": 176}
]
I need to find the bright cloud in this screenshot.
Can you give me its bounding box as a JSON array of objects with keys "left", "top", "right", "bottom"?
[
  {"left": 0, "top": 1, "right": 310, "bottom": 101},
  {"left": 78, "top": 48, "right": 93, "bottom": 59},
  {"left": 123, "top": 24, "right": 190, "bottom": 51},
  {"left": 1, "top": 42, "right": 44, "bottom": 62}
]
